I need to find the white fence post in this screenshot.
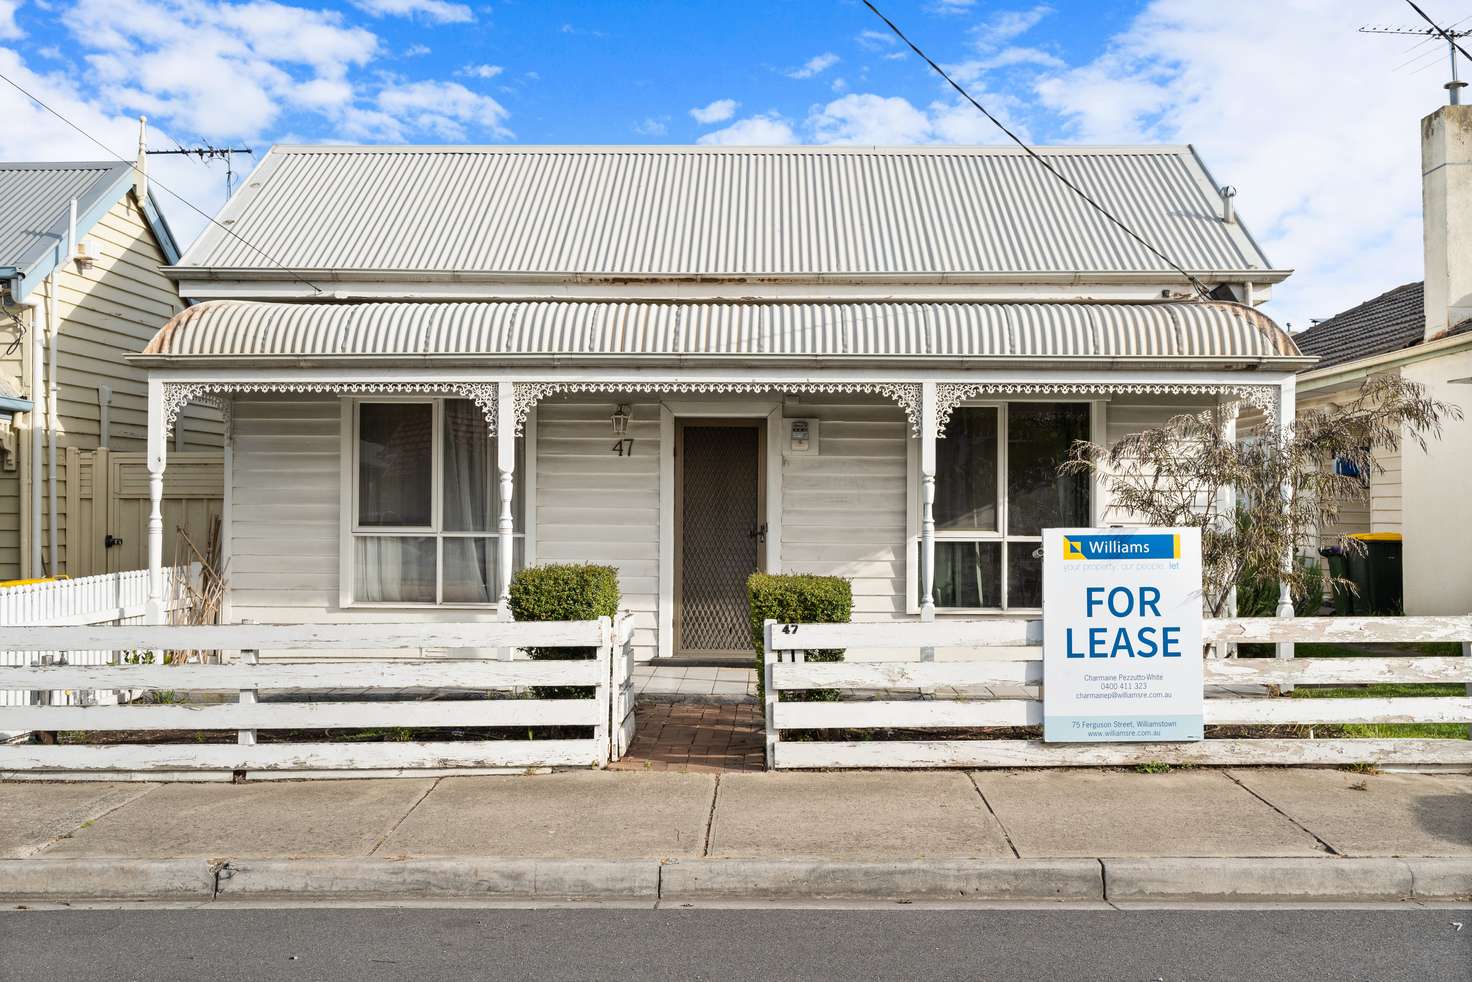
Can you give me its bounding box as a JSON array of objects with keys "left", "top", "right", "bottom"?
[
  {"left": 594, "top": 616, "right": 611, "bottom": 768},
  {"left": 1465, "top": 640, "right": 1471, "bottom": 741},
  {"left": 238, "top": 649, "right": 258, "bottom": 747},
  {"left": 763, "top": 619, "right": 779, "bottom": 770}
]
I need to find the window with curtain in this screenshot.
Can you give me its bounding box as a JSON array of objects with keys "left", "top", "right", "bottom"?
[
  {"left": 352, "top": 399, "right": 524, "bottom": 605},
  {"left": 927, "top": 403, "right": 1090, "bottom": 610}
]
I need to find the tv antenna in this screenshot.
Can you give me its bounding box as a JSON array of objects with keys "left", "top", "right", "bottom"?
[
  {"left": 1360, "top": 23, "right": 1472, "bottom": 103},
  {"left": 144, "top": 136, "right": 254, "bottom": 197}
]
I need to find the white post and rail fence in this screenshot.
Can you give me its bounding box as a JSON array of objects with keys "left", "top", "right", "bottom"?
[
  {"left": 763, "top": 616, "right": 1472, "bottom": 770},
  {"left": 1, "top": 567, "right": 197, "bottom": 710},
  {"left": 0, "top": 615, "right": 638, "bottom": 779}
]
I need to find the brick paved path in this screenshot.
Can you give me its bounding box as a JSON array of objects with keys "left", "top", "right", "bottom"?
[{"left": 610, "top": 702, "right": 765, "bottom": 772}]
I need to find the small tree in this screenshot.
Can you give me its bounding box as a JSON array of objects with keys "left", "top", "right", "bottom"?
[{"left": 1061, "top": 375, "right": 1459, "bottom": 617}]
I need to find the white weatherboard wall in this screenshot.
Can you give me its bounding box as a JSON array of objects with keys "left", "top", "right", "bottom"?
[
  {"left": 224, "top": 392, "right": 1238, "bottom": 659},
  {"left": 228, "top": 395, "right": 502, "bottom": 659},
  {"left": 535, "top": 397, "right": 660, "bottom": 661},
  {"left": 780, "top": 395, "right": 907, "bottom": 623},
  {"left": 1098, "top": 395, "right": 1222, "bottom": 528}
]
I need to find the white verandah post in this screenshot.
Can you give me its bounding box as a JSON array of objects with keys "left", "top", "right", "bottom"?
[
  {"left": 919, "top": 382, "right": 937, "bottom": 626},
  {"left": 1274, "top": 376, "right": 1297, "bottom": 687},
  {"left": 144, "top": 377, "right": 168, "bottom": 626},
  {"left": 495, "top": 381, "right": 516, "bottom": 621}
]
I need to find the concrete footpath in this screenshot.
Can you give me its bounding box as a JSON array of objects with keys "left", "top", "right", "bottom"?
[{"left": 1, "top": 768, "right": 1469, "bottom": 905}]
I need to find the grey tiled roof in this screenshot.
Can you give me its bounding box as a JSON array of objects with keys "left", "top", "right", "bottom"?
[{"left": 1293, "top": 281, "right": 1425, "bottom": 371}]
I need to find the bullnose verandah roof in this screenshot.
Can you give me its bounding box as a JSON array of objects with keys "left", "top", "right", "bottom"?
[{"left": 137, "top": 298, "right": 1303, "bottom": 365}]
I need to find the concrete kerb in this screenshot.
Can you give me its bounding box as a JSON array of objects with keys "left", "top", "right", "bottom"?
[
  {"left": 1103, "top": 857, "right": 1472, "bottom": 903},
  {"left": 2, "top": 857, "right": 1469, "bottom": 904},
  {"left": 0, "top": 858, "right": 217, "bottom": 902},
  {"left": 658, "top": 858, "right": 1102, "bottom": 902},
  {"left": 214, "top": 858, "right": 661, "bottom": 900}
]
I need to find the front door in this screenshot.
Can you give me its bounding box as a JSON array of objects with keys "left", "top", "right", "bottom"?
[{"left": 674, "top": 420, "right": 765, "bottom": 656}]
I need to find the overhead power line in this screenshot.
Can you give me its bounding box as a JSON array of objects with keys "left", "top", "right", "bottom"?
[
  {"left": 0, "top": 69, "right": 323, "bottom": 295},
  {"left": 1403, "top": 0, "right": 1472, "bottom": 62},
  {"left": 859, "top": 0, "right": 1211, "bottom": 299}
]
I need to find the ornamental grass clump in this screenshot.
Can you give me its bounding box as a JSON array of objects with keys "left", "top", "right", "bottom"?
[
  {"left": 508, "top": 563, "right": 620, "bottom": 698},
  {"left": 747, "top": 572, "right": 852, "bottom": 701}
]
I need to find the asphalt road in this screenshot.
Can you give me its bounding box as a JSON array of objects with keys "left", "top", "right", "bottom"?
[{"left": 0, "top": 906, "right": 1468, "bottom": 982}]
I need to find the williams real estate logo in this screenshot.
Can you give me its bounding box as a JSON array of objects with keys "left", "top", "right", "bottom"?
[{"left": 1062, "top": 533, "right": 1180, "bottom": 561}]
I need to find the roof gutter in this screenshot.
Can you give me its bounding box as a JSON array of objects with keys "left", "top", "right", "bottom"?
[
  {"left": 162, "top": 267, "right": 1296, "bottom": 287},
  {"left": 126, "top": 352, "right": 1316, "bottom": 372}
]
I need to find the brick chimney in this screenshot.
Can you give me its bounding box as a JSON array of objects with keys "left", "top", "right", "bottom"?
[{"left": 1421, "top": 105, "right": 1472, "bottom": 340}]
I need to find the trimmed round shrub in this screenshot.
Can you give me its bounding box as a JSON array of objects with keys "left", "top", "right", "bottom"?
[
  {"left": 747, "top": 572, "right": 852, "bottom": 701},
  {"left": 508, "top": 563, "right": 620, "bottom": 698}
]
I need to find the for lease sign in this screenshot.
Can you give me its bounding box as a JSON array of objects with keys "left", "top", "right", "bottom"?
[{"left": 1042, "top": 527, "right": 1204, "bottom": 743}]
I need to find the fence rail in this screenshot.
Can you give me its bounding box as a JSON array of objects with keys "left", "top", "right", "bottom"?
[
  {"left": 763, "top": 616, "right": 1472, "bottom": 770},
  {"left": 0, "top": 618, "right": 625, "bottom": 777},
  {"left": 0, "top": 567, "right": 196, "bottom": 711}
]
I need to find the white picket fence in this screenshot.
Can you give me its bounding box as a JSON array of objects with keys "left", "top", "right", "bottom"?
[
  {"left": 0, "top": 568, "right": 196, "bottom": 710},
  {"left": 763, "top": 616, "right": 1472, "bottom": 769},
  {"left": 0, "top": 617, "right": 634, "bottom": 778}
]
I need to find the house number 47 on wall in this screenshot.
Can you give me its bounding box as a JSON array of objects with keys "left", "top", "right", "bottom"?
[{"left": 610, "top": 438, "right": 634, "bottom": 456}]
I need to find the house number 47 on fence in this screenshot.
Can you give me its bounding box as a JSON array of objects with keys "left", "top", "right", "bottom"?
[{"left": 1042, "top": 527, "right": 1204, "bottom": 743}]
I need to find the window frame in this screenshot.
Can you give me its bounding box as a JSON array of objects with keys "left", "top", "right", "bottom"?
[
  {"left": 908, "top": 398, "right": 1104, "bottom": 615},
  {"left": 341, "top": 396, "right": 530, "bottom": 609}
]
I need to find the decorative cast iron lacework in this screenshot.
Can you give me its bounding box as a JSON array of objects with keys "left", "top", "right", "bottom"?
[
  {"left": 933, "top": 382, "right": 1280, "bottom": 436},
  {"left": 511, "top": 381, "right": 925, "bottom": 435},
  {"left": 160, "top": 382, "right": 499, "bottom": 437}
]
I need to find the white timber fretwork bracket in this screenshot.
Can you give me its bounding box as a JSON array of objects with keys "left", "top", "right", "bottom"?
[
  {"left": 510, "top": 381, "right": 926, "bottom": 435},
  {"left": 932, "top": 381, "right": 1280, "bottom": 436},
  {"left": 158, "top": 381, "right": 500, "bottom": 438}
]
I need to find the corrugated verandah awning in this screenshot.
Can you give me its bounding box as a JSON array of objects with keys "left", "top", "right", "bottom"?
[{"left": 140, "top": 299, "right": 1302, "bottom": 365}]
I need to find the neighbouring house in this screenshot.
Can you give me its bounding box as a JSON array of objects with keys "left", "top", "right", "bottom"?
[
  {"left": 132, "top": 144, "right": 1305, "bottom": 659},
  {"left": 1293, "top": 104, "right": 1472, "bottom": 616},
  {"left": 0, "top": 157, "right": 224, "bottom": 582}
]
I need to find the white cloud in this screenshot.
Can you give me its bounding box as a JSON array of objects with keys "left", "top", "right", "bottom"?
[
  {"left": 376, "top": 80, "right": 511, "bottom": 141},
  {"left": 23, "top": 0, "right": 515, "bottom": 157},
  {"left": 404, "top": 43, "right": 430, "bottom": 57},
  {"left": 809, "top": 94, "right": 932, "bottom": 144},
  {"left": 689, "top": 98, "right": 738, "bottom": 124},
  {"left": 786, "top": 52, "right": 839, "bottom": 80},
  {"left": 458, "top": 63, "right": 504, "bottom": 79},
  {"left": 633, "top": 116, "right": 667, "bottom": 136},
  {"left": 855, "top": 29, "right": 895, "bottom": 52},
  {"left": 1030, "top": 0, "right": 1443, "bottom": 330},
  {"left": 928, "top": 0, "right": 977, "bottom": 14},
  {"left": 0, "top": 0, "right": 22, "bottom": 39},
  {"left": 701, "top": 91, "right": 1021, "bottom": 149},
  {"left": 972, "top": 5, "right": 1052, "bottom": 48},
  {"left": 697, "top": 113, "right": 799, "bottom": 146},
  {"left": 60, "top": 0, "right": 378, "bottom": 138},
  {"left": 0, "top": 48, "right": 226, "bottom": 250},
  {"left": 350, "top": 0, "right": 472, "bottom": 24}
]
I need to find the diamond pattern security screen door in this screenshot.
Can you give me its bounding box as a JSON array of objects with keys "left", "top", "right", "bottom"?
[{"left": 677, "top": 422, "right": 763, "bottom": 654}]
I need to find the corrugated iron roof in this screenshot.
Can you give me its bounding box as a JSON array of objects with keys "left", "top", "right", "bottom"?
[
  {"left": 177, "top": 145, "right": 1279, "bottom": 279},
  {"left": 1, "top": 160, "right": 181, "bottom": 302},
  {"left": 140, "top": 298, "right": 1301, "bottom": 363},
  {"left": 0, "top": 162, "right": 125, "bottom": 272}
]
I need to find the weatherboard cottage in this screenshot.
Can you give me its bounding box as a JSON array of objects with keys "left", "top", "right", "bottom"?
[{"left": 132, "top": 144, "right": 1306, "bottom": 661}]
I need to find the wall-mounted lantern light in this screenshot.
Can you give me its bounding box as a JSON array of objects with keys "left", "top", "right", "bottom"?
[{"left": 611, "top": 404, "right": 632, "bottom": 436}]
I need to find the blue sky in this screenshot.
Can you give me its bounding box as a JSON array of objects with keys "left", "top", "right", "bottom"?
[{"left": 3, "top": 0, "right": 1468, "bottom": 328}]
